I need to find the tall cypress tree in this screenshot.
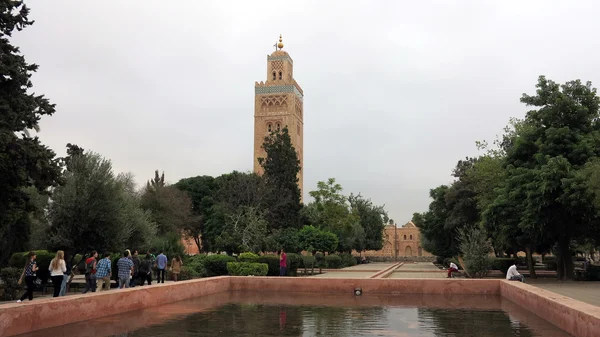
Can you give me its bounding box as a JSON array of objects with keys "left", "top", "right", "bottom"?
[
  {"left": 0, "top": 1, "right": 62, "bottom": 266},
  {"left": 258, "top": 126, "right": 302, "bottom": 230}
]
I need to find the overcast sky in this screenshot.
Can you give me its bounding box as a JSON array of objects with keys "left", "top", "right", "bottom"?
[{"left": 14, "top": 0, "right": 600, "bottom": 224}]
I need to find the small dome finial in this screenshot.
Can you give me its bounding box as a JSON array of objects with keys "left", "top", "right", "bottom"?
[{"left": 277, "top": 34, "right": 284, "bottom": 49}]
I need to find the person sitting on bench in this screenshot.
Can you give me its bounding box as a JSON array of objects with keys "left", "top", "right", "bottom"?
[
  {"left": 447, "top": 262, "right": 458, "bottom": 278},
  {"left": 506, "top": 263, "right": 524, "bottom": 282}
]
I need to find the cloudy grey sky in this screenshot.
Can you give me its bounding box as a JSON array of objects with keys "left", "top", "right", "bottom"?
[{"left": 15, "top": 0, "right": 600, "bottom": 223}]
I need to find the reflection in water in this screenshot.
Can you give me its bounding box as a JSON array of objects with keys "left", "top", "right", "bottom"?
[{"left": 16, "top": 293, "right": 574, "bottom": 337}]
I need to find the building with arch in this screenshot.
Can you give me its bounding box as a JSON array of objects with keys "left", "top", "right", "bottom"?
[{"left": 362, "top": 221, "right": 432, "bottom": 258}]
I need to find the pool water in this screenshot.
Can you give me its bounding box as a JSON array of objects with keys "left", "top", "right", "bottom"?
[{"left": 17, "top": 292, "right": 573, "bottom": 337}]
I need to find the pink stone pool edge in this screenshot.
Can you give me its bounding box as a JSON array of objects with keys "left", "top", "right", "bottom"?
[{"left": 1, "top": 277, "right": 598, "bottom": 337}]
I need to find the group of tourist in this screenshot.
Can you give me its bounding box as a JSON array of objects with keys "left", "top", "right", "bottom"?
[{"left": 16, "top": 249, "right": 184, "bottom": 303}]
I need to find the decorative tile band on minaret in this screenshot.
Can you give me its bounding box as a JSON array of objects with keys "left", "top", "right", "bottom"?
[{"left": 253, "top": 35, "right": 304, "bottom": 201}]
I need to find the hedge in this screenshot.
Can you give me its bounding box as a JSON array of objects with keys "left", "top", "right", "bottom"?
[
  {"left": 227, "top": 262, "right": 268, "bottom": 276},
  {"left": 0, "top": 267, "right": 24, "bottom": 300},
  {"left": 238, "top": 252, "right": 259, "bottom": 263},
  {"left": 179, "top": 265, "right": 201, "bottom": 280},
  {"left": 9, "top": 250, "right": 55, "bottom": 284},
  {"left": 324, "top": 254, "right": 343, "bottom": 269},
  {"left": 204, "top": 254, "right": 236, "bottom": 277},
  {"left": 286, "top": 253, "right": 301, "bottom": 276},
  {"left": 339, "top": 253, "right": 357, "bottom": 268},
  {"left": 257, "top": 255, "right": 280, "bottom": 276},
  {"left": 584, "top": 266, "right": 600, "bottom": 281},
  {"left": 492, "top": 258, "right": 516, "bottom": 275},
  {"left": 185, "top": 254, "right": 207, "bottom": 277}
]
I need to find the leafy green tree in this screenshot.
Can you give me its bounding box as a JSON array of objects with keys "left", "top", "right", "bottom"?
[
  {"left": 47, "top": 152, "right": 156, "bottom": 255},
  {"left": 258, "top": 127, "right": 302, "bottom": 230},
  {"left": 0, "top": 1, "right": 63, "bottom": 266},
  {"left": 349, "top": 194, "right": 387, "bottom": 251},
  {"left": 141, "top": 170, "right": 194, "bottom": 235},
  {"left": 304, "top": 179, "right": 359, "bottom": 252},
  {"left": 298, "top": 225, "right": 338, "bottom": 254},
  {"left": 497, "top": 76, "right": 600, "bottom": 279},
  {"left": 175, "top": 175, "right": 216, "bottom": 253},
  {"left": 215, "top": 206, "right": 267, "bottom": 254}
]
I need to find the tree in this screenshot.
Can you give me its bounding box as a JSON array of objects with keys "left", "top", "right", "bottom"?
[
  {"left": 304, "top": 179, "right": 360, "bottom": 253},
  {"left": 215, "top": 206, "right": 268, "bottom": 254},
  {"left": 47, "top": 152, "right": 156, "bottom": 255},
  {"left": 414, "top": 186, "right": 457, "bottom": 258},
  {"left": 298, "top": 225, "right": 338, "bottom": 254},
  {"left": 458, "top": 226, "right": 494, "bottom": 278},
  {"left": 258, "top": 127, "right": 302, "bottom": 230},
  {"left": 141, "top": 170, "right": 193, "bottom": 235},
  {"left": 175, "top": 175, "right": 216, "bottom": 253},
  {"left": 498, "top": 76, "right": 600, "bottom": 280},
  {"left": 349, "top": 194, "right": 387, "bottom": 252},
  {"left": 0, "top": 2, "right": 63, "bottom": 266}
]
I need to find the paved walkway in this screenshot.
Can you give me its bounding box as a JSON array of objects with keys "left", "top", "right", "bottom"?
[
  {"left": 309, "top": 263, "right": 393, "bottom": 278},
  {"left": 527, "top": 279, "right": 600, "bottom": 307},
  {"left": 388, "top": 262, "right": 447, "bottom": 279}
]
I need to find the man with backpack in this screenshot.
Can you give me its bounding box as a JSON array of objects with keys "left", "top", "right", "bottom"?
[{"left": 82, "top": 251, "right": 98, "bottom": 293}]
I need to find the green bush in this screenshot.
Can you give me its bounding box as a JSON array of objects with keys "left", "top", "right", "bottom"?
[
  {"left": 9, "top": 250, "right": 54, "bottom": 284},
  {"left": 324, "top": 254, "right": 343, "bottom": 269},
  {"left": 339, "top": 253, "right": 357, "bottom": 268},
  {"left": 300, "top": 255, "right": 315, "bottom": 269},
  {"left": 458, "top": 227, "right": 493, "bottom": 278},
  {"left": 0, "top": 267, "right": 24, "bottom": 300},
  {"left": 149, "top": 233, "right": 186, "bottom": 262},
  {"left": 179, "top": 265, "right": 201, "bottom": 280},
  {"left": 204, "top": 254, "right": 236, "bottom": 277},
  {"left": 257, "top": 255, "right": 280, "bottom": 276},
  {"left": 314, "top": 252, "right": 326, "bottom": 269},
  {"left": 227, "top": 262, "right": 269, "bottom": 276},
  {"left": 286, "top": 253, "right": 301, "bottom": 276},
  {"left": 238, "top": 252, "right": 259, "bottom": 263},
  {"left": 492, "top": 258, "right": 516, "bottom": 275},
  {"left": 185, "top": 255, "right": 207, "bottom": 277}
]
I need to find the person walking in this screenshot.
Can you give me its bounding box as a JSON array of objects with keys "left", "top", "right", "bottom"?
[
  {"left": 95, "top": 253, "right": 112, "bottom": 291},
  {"left": 49, "top": 251, "right": 67, "bottom": 297},
  {"left": 17, "top": 252, "right": 39, "bottom": 303},
  {"left": 82, "top": 251, "right": 98, "bottom": 293},
  {"left": 279, "top": 249, "right": 287, "bottom": 276},
  {"left": 138, "top": 253, "right": 153, "bottom": 286},
  {"left": 117, "top": 250, "right": 134, "bottom": 289},
  {"left": 129, "top": 250, "right": 141, "bottom": 287},
  {"left": 156, "top": 251, "right": 167, "bottom": 283},
  {"left": 59, "top": 253, "right": 73, "bottom": 296},
  {"left": 170, "top": 255, "right": 183, "bottom": 282}
]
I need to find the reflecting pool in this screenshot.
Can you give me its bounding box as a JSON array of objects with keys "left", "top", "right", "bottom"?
[{"left": 17, "top": 292, "right": 573, "bottom": 337}]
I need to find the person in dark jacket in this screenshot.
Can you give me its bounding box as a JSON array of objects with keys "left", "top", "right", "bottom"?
[
  {"left": 129, "top": 250, "right": 141, "bottom": 287},
  {"left": 137, "top": 253, "right": 153, "bottom": 286}
]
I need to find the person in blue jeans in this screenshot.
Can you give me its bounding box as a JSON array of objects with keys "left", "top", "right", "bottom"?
[{"left": 156, "top": 251, "right": 167, "bottom": 283}]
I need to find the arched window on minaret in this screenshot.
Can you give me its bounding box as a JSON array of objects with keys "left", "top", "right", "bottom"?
[
  {"left": 272, "top": 72, "right": 276, "bottom": 81},
  {"left": 267, "top": 123, "right": 272, "bottom": 132},
  {"left": 276, "top": 123, "right": 281, "bottom": 131},
  {"left": 279, "top": 71, "right": 282, "bottom": 80}
]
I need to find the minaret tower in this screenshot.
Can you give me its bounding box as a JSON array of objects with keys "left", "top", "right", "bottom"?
[{"left": 253, "top": 35, "right": 304, "bottom": 198}]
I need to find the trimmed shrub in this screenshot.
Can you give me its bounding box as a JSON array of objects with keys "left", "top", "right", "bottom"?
[
  {"left": 227, "top": 262, "right": 269, "bottom": 276},
  {"left": 238, "top": 252, "right": 260, "bottom": 263},
  {"left": 300, "top": 255, "right": 315, "bottom": 270},
  {"left": 257, "top": 255, "right": 280, "bottom": 276},
  {"left": 0, "top": 267, "right": 24, "bottom": 300},
  {"left": 9, "top": 250, "right": 54, "bottom": 284},
  {"left": 324, "top": 254, "right": 343, "bottom": 269},
  {"left": 185, "top": 255, "right": 207, "bottom": 278},
  {"left": 286, "top": 253, "right": 301, "bottom": 276},
  {"left": 204, "top": 254, "right": 236, "bottom": 277},
  {"left": 584, "top": 265, "right": 600, "bottom": 281},
  {"left": 492, "top": 258, "right": 516, "bottom": 275},
  {"left": 179, "top": 265, "right": 201, "bottom": 280},
  {"left": 339, "top": 253, "right": 357, "bottom": 268}
]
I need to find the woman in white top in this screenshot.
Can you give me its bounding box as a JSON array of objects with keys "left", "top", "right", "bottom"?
[{"left": 49, "top": 250, "right": 67, "bottom": 297}]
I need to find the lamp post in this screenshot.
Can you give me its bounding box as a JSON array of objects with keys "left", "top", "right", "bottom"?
[{"left": 394, "top": 223, "right": 398, "bottom": 261}]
